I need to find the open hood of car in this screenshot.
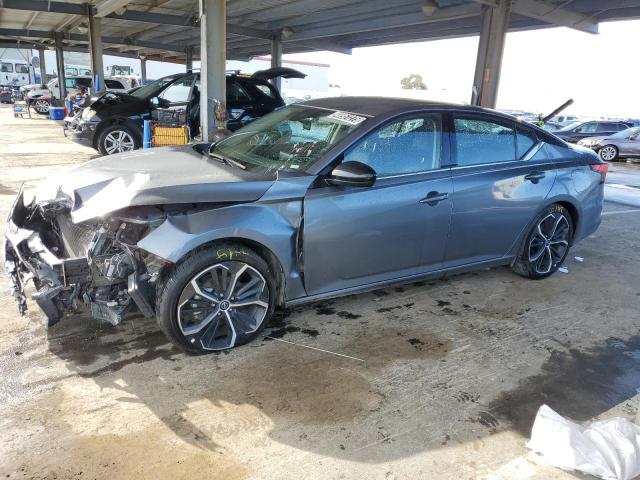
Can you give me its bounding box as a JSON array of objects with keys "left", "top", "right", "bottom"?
[
  {"left": 251, "top": 67, "right": 306, "bottom": 81},
  {"left": 34, "top": 145, "right": 275, "bottom": 222}
]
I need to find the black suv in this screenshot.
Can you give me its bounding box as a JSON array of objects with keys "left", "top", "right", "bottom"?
[
  {"left": 63, "top": 68, "right": 304, "bottom": 155},
  {"left": 554, "top": 120, "right": 632, "bottom": 143}
]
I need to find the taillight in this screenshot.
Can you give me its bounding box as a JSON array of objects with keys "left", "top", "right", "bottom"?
[{"left": 590, "top": 163, "right": 608, "bottom": 184}]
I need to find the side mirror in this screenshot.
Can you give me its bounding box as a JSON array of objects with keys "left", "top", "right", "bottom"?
[
  {"left": 327, "top": 161, "right": 376, "bottom": 187},
  {"left": 151, "top": 96, "right": 171, "bottom": 108},
  {"left": 150, "top": 96, "right": 160, "bottom": 107}
]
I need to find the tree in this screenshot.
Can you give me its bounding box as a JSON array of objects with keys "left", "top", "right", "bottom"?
[{"left": 400, "top": 74, "right": 427, "bottom": 90}]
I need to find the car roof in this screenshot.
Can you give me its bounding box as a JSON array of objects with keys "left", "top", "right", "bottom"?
[{"left": 299, "top": 96, "right": 505, "bottom": 118}]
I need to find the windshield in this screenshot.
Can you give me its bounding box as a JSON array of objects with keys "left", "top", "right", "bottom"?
[
  {"left": 612, "top": 127, "right": 640, "bottom": 138},
  {"left": 130, "top": 75, "right": 180, "bottom": 99},
  {"left": 557, "top": 121, "right": 581, "bottom": 132},
  {"left": 211, "top": 105, "right": 368, "bottom": 175}
]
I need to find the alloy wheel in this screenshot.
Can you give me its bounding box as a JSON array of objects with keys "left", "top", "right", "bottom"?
[
  {"left": 177, "top": 261, "right": 269, "bottom": 351},
  {"left": 34, "top": 99, "right": 49, "bottom": 113},
  {"left": 528, "top": 213, "right": 571, "bottom": 275},
  {"left": 104, "top": 130, "right": 135, "bottom": 154},
  {"left": 599, "top": 146, "right": 617, "bottom": 161}
]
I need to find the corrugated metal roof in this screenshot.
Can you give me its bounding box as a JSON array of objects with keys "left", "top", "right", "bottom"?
[{"left": 0, "top": 0, "right": 639, "bottom": 62}]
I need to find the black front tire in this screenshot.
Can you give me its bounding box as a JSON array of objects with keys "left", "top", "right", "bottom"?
[
  {"left": 512, "top": 204, "right": 573, "bottom": 280},
  {"left": 156, "top": 244, "right": 277, "bottom": 354},
  {"left": 599, "top": 145, "right": 618, "bottom": 162},
  {"left": 96, "top": 124, "right": 141, "bottom": 156}
]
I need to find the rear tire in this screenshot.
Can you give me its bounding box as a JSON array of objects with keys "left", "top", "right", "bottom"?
[
  {"left": 599, "top": 145, "right": 618, "bottom": 162},
  {"left": 156, "top": 244, "right": 276, "bottom": 354},
  {"left": 512, "top": 204, "right": 573, "bottom": 280},
  {"left": 97, "top": 124, "right": 140, "bottom": 155}
]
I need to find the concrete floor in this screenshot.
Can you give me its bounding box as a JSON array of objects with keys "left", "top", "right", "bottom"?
[{"left": 1, "top": 105, "right": 640, "bottom": 480}]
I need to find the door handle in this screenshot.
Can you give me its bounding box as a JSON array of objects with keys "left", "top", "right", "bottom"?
[
  {"left": 420, "top": 191, "right": 449, "bottom": 206},
  {"left": 524, "top": 171, "right": 546, "bottom": 183}
]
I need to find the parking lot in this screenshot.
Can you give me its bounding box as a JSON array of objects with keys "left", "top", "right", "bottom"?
[{"left": 1, "top": 105, "right": 640, "bottom": 479}]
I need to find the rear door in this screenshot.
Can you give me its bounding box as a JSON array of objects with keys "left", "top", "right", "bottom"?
[
  {"left": 445, "top": 114, "right": 557, "bottom": 268},
  {"left": 304, "top": 113, "right": 453, "bottom": 295}
]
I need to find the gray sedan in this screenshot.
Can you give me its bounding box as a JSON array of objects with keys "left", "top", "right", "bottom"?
[
  {"left": 578, "top": 127, "right": 640, "bottom": 162},
  {"left": 5, "top": 97, "right": 606, "bottom": 353}
]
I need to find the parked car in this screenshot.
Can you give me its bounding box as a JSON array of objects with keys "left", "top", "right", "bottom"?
[
  {"left": 6, "top": 98, "right": 606, "bottom": 353},
  {"left": 554, "top": 120, "right": 632, "bottom": 143},
  {"left": 578, "top": 127, "right": 640, "bottom": 161},
  {"left": 63, "top": 68, "right": 306, "bottom": 155},
  {"left": 27, "top": 76, "right": 130, "bottom": 115}
]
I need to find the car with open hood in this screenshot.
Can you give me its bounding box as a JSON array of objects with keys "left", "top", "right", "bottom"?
[
  {"left": 6, "top": 97, "right": 606, "bottom": 353},
  {"left": 63, "top": 67, "right": 306, "bottom": 155}
]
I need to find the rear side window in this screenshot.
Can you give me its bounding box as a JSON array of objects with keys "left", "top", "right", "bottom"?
[
  {"left": 344, "top": 114, "right": 442, "bottom": 176},
  {"left": 1, "top": 63, "right": 13, "bottom": 73},
  {"left": 15, "top": 64, "right": 29, "bottom": 73},
  {"left": 516, "top": 125, "right": 537, "bottom": 159},
  {"left": 596, "top": 123, "right": 616, "bottom": 132},
  {"left": 254, "top": 82, "right": 277, "bottom": 99},
  {"left": 227, "top": 79, "right": 252, "bottom": 102},
  {"left": 454, "top": 117, "right": 515, "bottom": 166}
]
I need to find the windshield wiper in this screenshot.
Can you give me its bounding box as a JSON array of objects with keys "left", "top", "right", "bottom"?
[{"left": 209, "top": 152, "right": 246, "bottom": 170}]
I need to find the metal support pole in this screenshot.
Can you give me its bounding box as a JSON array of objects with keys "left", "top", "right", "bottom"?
[
  {"left": 185, "top": 46, "right": 193, "bottom": 72},
  {"left": 471, "top": 1, "right": 511, "bottom": 108},
  {"left": 139, "top": 56, "right": 147, "bottom": 84},
  {"left": 270, "top": 31, "right": 283, "bottom": 91},
  {"left": 54, "top": 32, "right": 67, "bottom": 99},
  {"left": 200, "top": 0, "right": 226, "bottom": 141},
  {"left": 37, "top": 47, "right": 47, "bottom": 83},
  {"left": 87, "top": 4, "right": 105, "bottom": 94}
]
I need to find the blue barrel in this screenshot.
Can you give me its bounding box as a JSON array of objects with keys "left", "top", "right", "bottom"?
[{"left": 49, "top": 107, "right": 65, "bottom": 120}]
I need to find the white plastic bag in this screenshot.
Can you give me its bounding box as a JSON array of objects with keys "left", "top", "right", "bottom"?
[{"left": 527, "top": 405, "right": 640, "bottom": 480}]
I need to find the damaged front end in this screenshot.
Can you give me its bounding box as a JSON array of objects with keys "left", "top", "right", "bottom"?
[{"left": 5, "top": 186, "right": 166, "bottom": 327}]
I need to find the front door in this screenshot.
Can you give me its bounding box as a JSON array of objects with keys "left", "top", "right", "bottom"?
[
  {"left": 303, "top": 113, "right": 453, "bottom": 295},
  {"left": 444, "top": 115, "right": 557, "bottom": 267}
]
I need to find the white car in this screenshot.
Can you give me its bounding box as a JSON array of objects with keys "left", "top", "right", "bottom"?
[{"left": 27, "top": 76, "right": 130, "bottom": 115}]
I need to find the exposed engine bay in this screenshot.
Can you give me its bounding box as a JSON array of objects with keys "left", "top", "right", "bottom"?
[{"left": 5, "top": 188, "right": 169, "bottom": 326}]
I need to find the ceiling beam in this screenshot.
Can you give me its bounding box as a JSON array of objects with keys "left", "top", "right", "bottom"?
[
  {"left": 0, "top": 28, "right": 188, "bottom": 54},
  {"left": 471, "top": 0, "right": 599, "bottom": 33},
  {"left": 94, "top": 0, "right": 130, "bottom": 18},
  {"left": 287, "top": 3, "right": 481, "bottom": 42}
]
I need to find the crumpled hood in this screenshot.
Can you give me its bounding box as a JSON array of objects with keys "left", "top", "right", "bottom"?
[{"left": 35, "top": 145, "right": 275, "bottom": 222}]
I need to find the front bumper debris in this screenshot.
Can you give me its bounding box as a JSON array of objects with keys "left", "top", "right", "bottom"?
[
  {"left": 63, "top": 116, "right": 97, "bottom": 147},
  {"left": 4, "top": 187, "right": 158, "bottom": 327}
]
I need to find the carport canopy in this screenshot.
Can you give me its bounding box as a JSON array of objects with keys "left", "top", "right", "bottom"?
[{"left": 1, "top": 0, "right": 640, "bottom": 138}]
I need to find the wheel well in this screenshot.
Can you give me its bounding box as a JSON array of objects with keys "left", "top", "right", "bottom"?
[
  {"left": 555, "top": 201, "right": 579, "bottom": 240},
  {"left": 93, "top": 119, "right": 142, "bottom": 148},
  {"left": 196, "top": 238, "right": 287, "bottom": 307}
]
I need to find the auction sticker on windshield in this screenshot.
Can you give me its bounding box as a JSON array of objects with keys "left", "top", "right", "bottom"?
[{"left": 327, "top": 111, "right": 367, "bottom": 126}]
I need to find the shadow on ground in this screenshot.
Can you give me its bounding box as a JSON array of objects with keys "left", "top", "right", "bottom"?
[{"left": 36, "top": 269, "right": 640, "bottom": 464}]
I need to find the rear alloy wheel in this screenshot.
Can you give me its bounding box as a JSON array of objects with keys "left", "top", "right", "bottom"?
[
  {"left": 156, "top": 245, "right": 276, "bottom": 353},
  {"left": 599, "top": 145, "right": 618, "bottom": 162},
  {"left": 97, "top": 125, "right": 139, "bottom": 155},
  {"left": 33, "top": 98, "right": 50, "bottom": 115},
  {"left": 512, "top": 205, "right": 573, "bottom": 279}
]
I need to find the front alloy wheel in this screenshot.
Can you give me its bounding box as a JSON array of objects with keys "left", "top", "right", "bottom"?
[
  {"left": 177, "top": 262, "right": 269, "bottom": 351},
  {"left": 155, "top": 244, "right": 276, "bottom": 354},
  {"left": 104, "top": 130, "right": 136, "bottom": 154},
  {"left": 599, "top": 145, "right": 618, "bottom": 162},
  {"left": 33, "top": 99, "right": 49, "bottom": 114}
]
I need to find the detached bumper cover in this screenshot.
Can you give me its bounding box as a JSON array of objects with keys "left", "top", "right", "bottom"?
[{"left": 4, "top": 188, "right": 86, "bottom": 326}]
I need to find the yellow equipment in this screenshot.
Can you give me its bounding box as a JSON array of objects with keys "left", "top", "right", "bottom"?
[{"left": 152, "top": 125, "right": 190, "bottom": 146}]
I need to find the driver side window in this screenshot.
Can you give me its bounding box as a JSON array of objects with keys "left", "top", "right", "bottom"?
[
  {"left": 575, "top": 123, "right": 596, "bottom": 134},
  {"left": 343, "top": 114, "right": 442, "bottom": 176},
  {"left": 159, "top": 75, "right": 196, "bottom": 103}
]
